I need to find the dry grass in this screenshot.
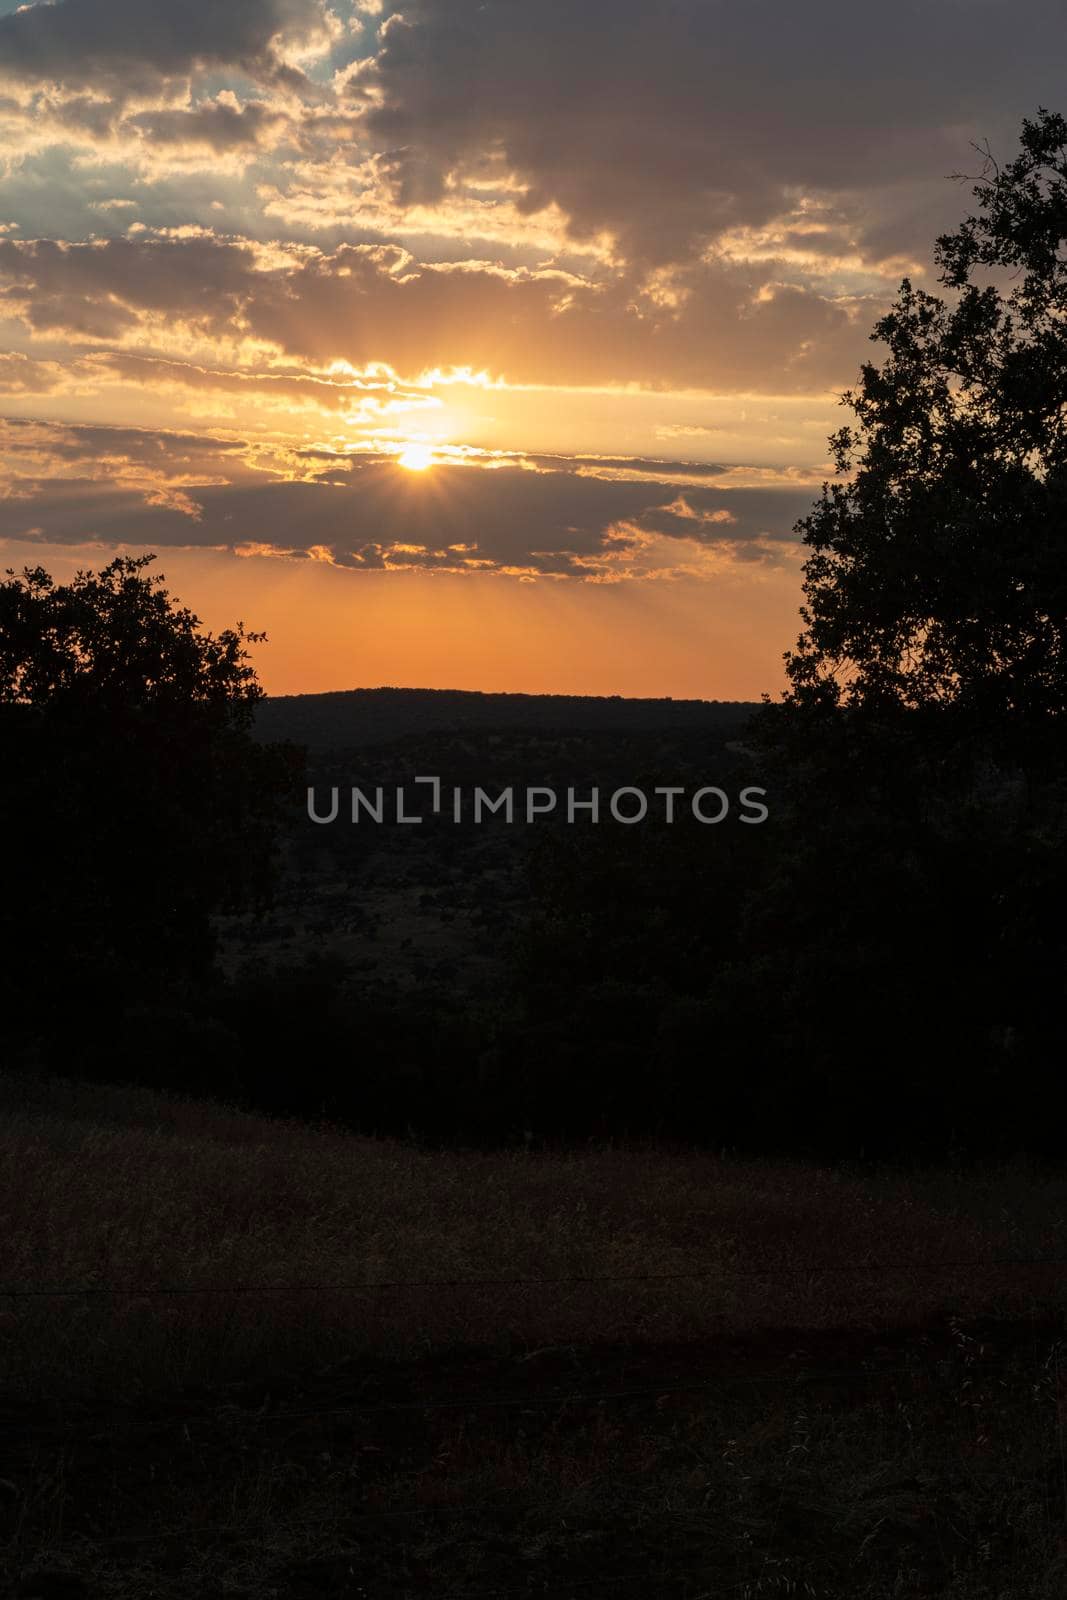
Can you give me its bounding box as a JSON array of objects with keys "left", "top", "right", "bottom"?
[
  {"left": 2, "top": 1070, "right": 1067, "bottom": 1400},
  {"left": 4, "top": 1074, "right": 1067, "bottom": 1596},
  {"left": 11, "top": 1330, "right": 1067, "bottom": 1599}
]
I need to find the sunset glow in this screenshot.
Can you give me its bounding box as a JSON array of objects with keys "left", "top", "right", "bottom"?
[
  {"left": 397, "top": 444, "right": 435, "bottom": 472},
  {"left": 0, "top": 0, "right": 1057, "bottom": 696}
]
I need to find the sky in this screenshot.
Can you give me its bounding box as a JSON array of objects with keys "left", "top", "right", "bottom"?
[{"left": 0, "top": 0, "right": 1063, "bottom": 697}]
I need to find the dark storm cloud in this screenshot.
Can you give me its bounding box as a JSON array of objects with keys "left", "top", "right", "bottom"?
[
  {"left": 0, "top": 0, "right": 331, "bottom": 96},
  {"left": 363, "top": 0, "right": 1067, "bottom": 265},
  {"left": 0, "top": 418, "right": 814, "bottom": 576}
]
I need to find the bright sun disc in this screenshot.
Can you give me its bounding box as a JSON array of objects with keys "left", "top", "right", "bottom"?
[{"left": 398, "top": 444, "right": 434, "bottom": 471}]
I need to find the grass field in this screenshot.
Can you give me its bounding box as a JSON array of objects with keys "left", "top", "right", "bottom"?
[{"left": 3, "top": 1073, "right": 1067, "bottom": 1596}]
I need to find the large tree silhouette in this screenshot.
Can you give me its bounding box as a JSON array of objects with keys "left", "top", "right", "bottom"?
[
  {"left": 0, "top": 555, "right": 300, "bottom": 1041},
  {"left": 724, "top": 112, "right": 1067, "bottom": 1152},
  {"left": 493, "top": 117, "right": 1067, "bottom": 1157},
  {"left": 785, "top": 109, "right": 1067, "bottom": 758}
]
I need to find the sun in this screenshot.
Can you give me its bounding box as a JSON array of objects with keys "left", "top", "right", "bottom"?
[{"left": 397, "top": 443, "right": 434, "bottom": 471}]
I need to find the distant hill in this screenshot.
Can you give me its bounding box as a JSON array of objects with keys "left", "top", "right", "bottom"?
[{"left": 254, "top": 686, "right": 760, "bottom": 749}]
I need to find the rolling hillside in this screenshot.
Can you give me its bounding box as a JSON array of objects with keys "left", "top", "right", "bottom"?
[{"left": 254, "top": 686, "right": 760, "bottom": 749}]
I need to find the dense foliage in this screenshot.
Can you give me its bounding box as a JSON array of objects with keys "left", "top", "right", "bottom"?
[
  {"left": 785, "top": 108, "right": 1067, "bottom": 742},
  {"left": 0, "top": 555, "right": 300, "bottom": 1036}
]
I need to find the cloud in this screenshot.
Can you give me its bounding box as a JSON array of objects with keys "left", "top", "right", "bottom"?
[
  {"left": 0, "top": 0, "right": 1059, "bottom": 325},
  {"left": 0, "top": 350, "right": 68, "bottom": 392},
  {"left": 80, "top": 350, "right": 430, "bottom": 419},
  {"left": 0, "top": 0, "right": 1057, "bottom": 425},
  {"left": 360, "top": 0, "right": 1067, "bottom": 268},
  {"left": 0, "top": 416, "right": 814, "bottom": 577},
  {"left": 1, "top": 0, "right": 1060, "bottom": 573},
  {"left": 0, "top": 414, "right": 251, "bottom": 476},
  {"left": 525, "top": 454, "right": 729, "bottom": 481},
  {"left": 125, "top": 95, "right": 290, "bottom": 156},
  {"left": 0, "top": 232, "right": 875, "bottom": 391},
  {"left": 0, "top": 231, "right": 261, "bottom": 341},
  {"left": 0, "top": 0, "right": 336, "bottom": 98},
  {"left": 3, "top": 0, "right": 1060, "bottom": 282}
]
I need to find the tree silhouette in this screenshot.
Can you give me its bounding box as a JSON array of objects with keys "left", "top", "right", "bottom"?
[
  {"left": 0, "top": 554, "right": 300, "bottom": 1042},
  {"left": 726, "top": 113, "right": 1067, "bottom": 1153},
  {"left": 785, "top": 109, "right": 1067, "bottom": 757}
]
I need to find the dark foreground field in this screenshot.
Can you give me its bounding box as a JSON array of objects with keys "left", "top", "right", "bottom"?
[{"left": 3, "top": 1077, "right": 1067, "bottom": 1597}]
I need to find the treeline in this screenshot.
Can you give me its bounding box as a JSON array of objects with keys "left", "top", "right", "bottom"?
[
  {"left": 3, "top": 561, "right": 1064, "bottom": 1159},
  {"left": 14, "top": 701, "right": 1065, "bottom": 1161},
  {"left": 254, "top": 685, "right": 756, "bottom": 751}
]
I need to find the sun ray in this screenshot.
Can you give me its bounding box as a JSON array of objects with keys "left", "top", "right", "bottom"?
[{"left": 397, "top": 443, "right": 435, "bottom": 471}]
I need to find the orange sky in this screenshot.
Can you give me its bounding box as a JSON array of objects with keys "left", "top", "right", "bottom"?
[
  {"left": 16, "top": 539, "right": 805, "bottom": 699},
  {"left": 0, "top": 0, "right": 1052, "bottom": 696}
]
